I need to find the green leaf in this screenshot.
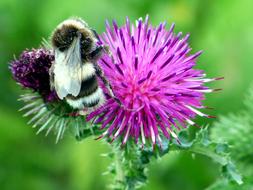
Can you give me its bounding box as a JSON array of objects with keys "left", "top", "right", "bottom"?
[
  {"left": 172, "top": 127, "right": 243, "bottom": 185},
  {"left": 173, "top": 130, "right": 193, "bottom": 148},
  {"left": 222, "top": 162, "right": 243, "bottom": 185}
]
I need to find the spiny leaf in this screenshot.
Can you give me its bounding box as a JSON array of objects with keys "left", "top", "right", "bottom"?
[
  {"left": 222, "top": 162, "right": 243, "bottom": 185},
  {"left": 206, "top": 177, "right": 253, "bottom": 190},
  {"left": 208, "top": 86, "right": 253, "bottom": 189},
  {"left": 211, "top": 113, "right": 253, "bottom": 161},
  {"left": 172, "top": 127, "right": 243, "bottom": 185}
]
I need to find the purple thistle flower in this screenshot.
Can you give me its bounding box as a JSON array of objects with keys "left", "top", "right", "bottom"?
[
  {"left": 10, "top": 48, "right": 58, "bottom": 102},
  {"left": 87, "top": 16, "right": 221, "bottom": 146}
]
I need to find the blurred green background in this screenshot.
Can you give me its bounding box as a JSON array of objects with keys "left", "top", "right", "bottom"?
[{"left": 0, "top": 0, "right": 253, "bottom": 189}]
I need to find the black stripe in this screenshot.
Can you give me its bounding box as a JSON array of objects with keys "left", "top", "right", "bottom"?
[
  {"left": 67, "top": 75, "right": 98, "bottom": 100},
  {"left": 79, "top": 75, "right": 98, "bottom": 96}
]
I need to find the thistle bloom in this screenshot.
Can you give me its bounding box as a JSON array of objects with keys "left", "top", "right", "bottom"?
[
  {"left": 87, "top": 16, "right": 220, "bottom": 146},
  {"left": 10, "top": 49, "right": 58, "bottom": 102}
]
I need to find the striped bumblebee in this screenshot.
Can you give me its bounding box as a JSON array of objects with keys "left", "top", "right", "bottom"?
[{"left": 50, "top": 18, "right": 118, "bottom": 112}]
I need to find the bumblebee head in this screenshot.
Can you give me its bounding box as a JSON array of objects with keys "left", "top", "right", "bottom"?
[{"left": 52, "top": 18, "right": 96, "bottom": 54}]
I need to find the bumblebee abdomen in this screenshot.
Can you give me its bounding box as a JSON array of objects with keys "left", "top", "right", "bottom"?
[
  {"left": 73, "top": 75, "right": 98, "bottom": 98},
  {"left": 66, "top": 75, "right": 105, "bottom": 110},
  {"left": 66, "top": 88, "right": 105, "bottom": 110},
  {"left": 80, "top": 74, "right": 98, "bottom": 96}
]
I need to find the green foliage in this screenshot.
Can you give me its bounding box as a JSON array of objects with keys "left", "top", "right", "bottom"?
[
  {"left": 209, "top": 87, "right": 253, "bottom": 189},
  {"left": 172, "top": 128, "right": 242, "bottom": 185},
  {"left": 212, "top": 88, "right": 253, "bottom": 164},
  {"left": 103, "top": 138, "right": 172, "bottom": 190},
  {"left": 105, "top": 141, "right": 148, "bottom": 190},
  {"left": 102, "top": 126, "right": 243, "bottom": 190},
  {"left": 211, "top": 114, "right": 253, "bottom": 163}
]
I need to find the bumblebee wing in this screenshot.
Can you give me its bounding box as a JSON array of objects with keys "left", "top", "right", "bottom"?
[{"left": 53, "top": 37, "right": 82, "bottom": 99}]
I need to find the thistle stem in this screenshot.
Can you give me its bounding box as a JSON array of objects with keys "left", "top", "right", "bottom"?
[
  {"left": 190, "top": 146, "right": 228, "bottom": 166},
  {"left": 110, "top": 141, "right": 148, "bottom": 190},
  {"left": 114, "top": 148, "right": 125, "bottom": 186}
]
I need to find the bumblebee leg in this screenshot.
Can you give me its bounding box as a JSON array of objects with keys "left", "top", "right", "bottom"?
[
  {"left": 91, "top": 29, "right": 101, "bottom": 41},
  {"left": 95, "top": 64, "right": 121, "bottom": 105},
  {"left": 91, "top": 29, "right": 111, "bottom": 55},
  {"left": 101, "top": 45, "right": 116, "bottom": 64},
  {"left": 88, "top": 46, "right": 104, "bottom": 61},
  {"left": 88, "top": 44, "right": 115, "bottom": 63}
]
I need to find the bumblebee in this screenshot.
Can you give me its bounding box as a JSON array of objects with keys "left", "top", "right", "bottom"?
[{"left": 50, "top": 18, "right": 117, "bottom": 112}]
